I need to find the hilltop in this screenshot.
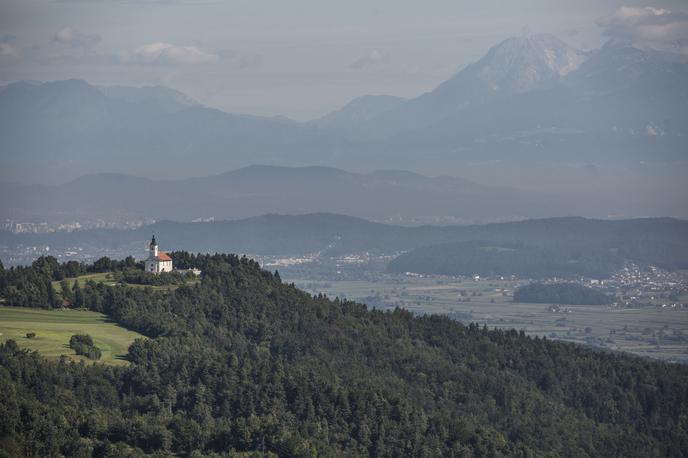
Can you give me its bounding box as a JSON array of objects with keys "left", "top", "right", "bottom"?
[{"left": 1, "top": 253, "right": 687, "bottom": 456}]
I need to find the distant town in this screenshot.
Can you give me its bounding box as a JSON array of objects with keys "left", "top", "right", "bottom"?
[{"left": 3, "top": 218, "right": 156, "bottom": 234}]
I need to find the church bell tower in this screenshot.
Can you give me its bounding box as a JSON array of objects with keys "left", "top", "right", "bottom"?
[{"left": 150, "top": 235, "right": 159, "bottom": 257}]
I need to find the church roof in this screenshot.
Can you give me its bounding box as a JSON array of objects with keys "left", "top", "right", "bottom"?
[{"left": 157, "top": 251, "right": 172, "bottom": 262}]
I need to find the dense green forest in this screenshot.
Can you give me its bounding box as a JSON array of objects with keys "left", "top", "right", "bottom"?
[
  {"left": 1, "top": 254, "right": 687, "bottom": 456},
  {"left": 513, "top": 283, "right": 613, "bottom": 305}
]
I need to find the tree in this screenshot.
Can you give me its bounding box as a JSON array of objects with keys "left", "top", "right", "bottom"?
[
  {"left": 72, "top": 281, "right": 85, "bottom": 308},
  {"left": 32, "top": 256, "right": 61, "bottom": 279},
  {"left": 47, "top": 281, "right": 59, "bottom": 308},
  {"left": 62, "top": 261, "right": 82, "bottom": 278},
  {"left": 60, "top": 279, "right": 73, "bottom": 303},
  {"left": 0, "top": 258, "right": 6, "bottom": 292},
  {"left": 69, "top": 334, "right": 101, "bottom": 360},
  {"left": 92, "top": 257, "right": 113, "bottom": 273}
]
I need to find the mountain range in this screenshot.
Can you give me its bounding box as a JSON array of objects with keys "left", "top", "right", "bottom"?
[
  {"left": 4, "top": 163, "right": 687, "bottom": 224},
  {"left": 1, "top": 34, "right": 686, "bottom": 186},
  {"left": 0, "top": 165, "right": 565, "bottom": 224}
]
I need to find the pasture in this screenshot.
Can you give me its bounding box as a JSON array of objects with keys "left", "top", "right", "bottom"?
[{"left": 0, "top": 306, "right": 144, "bottom": 365}]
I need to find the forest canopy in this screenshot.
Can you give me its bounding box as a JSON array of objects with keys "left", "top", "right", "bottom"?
[{"left": 0, "top": 253, "right": 687, "bottom": 457}]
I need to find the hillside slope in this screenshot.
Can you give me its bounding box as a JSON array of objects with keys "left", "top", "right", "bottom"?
[{"left": 0, "top": 254, "right": 687, "bottom": 456}]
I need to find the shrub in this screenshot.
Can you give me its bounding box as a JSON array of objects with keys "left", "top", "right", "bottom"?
[
  {"left": 69, "top": 334, "right": 94, "bottom": 347},
  {"left": 69, "top": 334, "right": 101, "bottom": 360}
]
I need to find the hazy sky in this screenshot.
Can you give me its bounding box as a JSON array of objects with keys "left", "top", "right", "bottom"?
[{"left": 1, "top": 0, "right": 687, "bottom": 120}]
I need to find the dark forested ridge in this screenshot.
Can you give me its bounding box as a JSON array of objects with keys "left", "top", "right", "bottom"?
[
  {"left": 387, "top": 222, "right": 688, "bottom": 278},
  {"left": 513, "top": 283, "right": 613, "bottom": 305},
  {"left": 1, "top": 253, "right": 688, "bottom": 457},
  {"left": 3, "top": 215, "right": 688, "bottom": 277}
]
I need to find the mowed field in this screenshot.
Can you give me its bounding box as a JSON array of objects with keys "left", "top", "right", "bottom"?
[
  {"left": 290, "top": 275, "right": 688, "bottom": 364},
  {"left": 0, "top": 306, "right": 144, "bottom": 365}
]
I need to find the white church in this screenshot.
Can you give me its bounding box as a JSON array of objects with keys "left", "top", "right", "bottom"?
[{"left": 144, "top": 235, "right": 173, "bottom": 273}]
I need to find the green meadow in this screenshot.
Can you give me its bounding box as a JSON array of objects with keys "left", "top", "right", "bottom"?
[
  {"left": 0, "top": 306, "right": 144, "bottom": 365},
  {"left": 51, "top": 272, "right": 117, "bottom": 290},
  {"left": 52, "top": 272, "right": 199, "bottom": 293}
]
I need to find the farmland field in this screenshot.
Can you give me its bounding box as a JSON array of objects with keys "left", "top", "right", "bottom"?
[
  {"left": 0, "top": 306, "right": 144, "bottom": 365},
  {"left": 289, "top": 274, "right": 688, "bottom": 363}
]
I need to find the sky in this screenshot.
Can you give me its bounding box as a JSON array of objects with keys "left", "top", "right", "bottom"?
[{"left": 1, "top": 0, "right": 687, "bottom": 120}]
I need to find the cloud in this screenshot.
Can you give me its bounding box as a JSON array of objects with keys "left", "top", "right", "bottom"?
[
  {"left": 128, "top": 42, "right": 219, "bottom": 65},
  {"left": 214, "top": 49, "right": 262, "bottom": 69},
  {"left": 7, "top": 33, "right": 220, "bottom": 67},
  {"left": 0, "top": 43, "right": 18, "bottom": 57},
  {"left": 238, "top": 53, "right": 261, "bottom": 69},
  {"left": 31, "top": 27, "right": 109, "bottom": 65},
  {"left": 349, "top": 49, "right": 387, "bottom": 69},
  {"left": 52, "top": 27, "right": 102, "bottom": 50},
  {"left": 597, "top": 6, "right": 688, "bottom": 53},
  {"left": 583, "top": 163, "right": 600, "bottom": 179},
  {"left": 216, "top": 48, "right": 238, "bottom": 60},
  {"left": 0, "top": 35, "right": 19, "bottom": 60}
]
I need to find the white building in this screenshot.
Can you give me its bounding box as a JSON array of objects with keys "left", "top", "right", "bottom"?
[{"left": 144, "top": 235, "right": 173, "bottom": 274}]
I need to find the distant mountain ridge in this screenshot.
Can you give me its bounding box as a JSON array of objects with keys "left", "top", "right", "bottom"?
[
  {"left": 313, "top": 95, "right": 407, "bottom": 129},
  {"left": 99, "top": 84, "right": 200, "bottom": 113},
  {"left": 0, "top": 79, "right": 343, "bottom": 182},
  {"left": 2, "top": 214, "right": 686, "bottom": 276},
  {"left": 342, "top": 35, "right": 687, "bottom": 151},
  {"left": 1, "top": 34, "right": 686, "bottom": 199},
  {"left": 0, "top": 165, "right": 559, "bottom": 224},
  {"left": 343, "top": 34, "right": 589, "bottom": 137}
]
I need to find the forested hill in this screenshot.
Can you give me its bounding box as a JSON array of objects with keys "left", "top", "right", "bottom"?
[
  {"left": 1, "top": 254, "right": 688, "bottom": 456},
  {"left": 382, "top": 217, "right": 688, "bottom": 277},
  {"left": 0, "top": 213, "right": 688, "bottom": 275}
]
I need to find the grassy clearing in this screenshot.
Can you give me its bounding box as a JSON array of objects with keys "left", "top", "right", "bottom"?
[
  {"left": 51, "top": 272, "right": 117, "bottom": 291},
  {"left": 52, "top": 272, "right": 199, "bottom": 293},
  {"left": 0, "top": 306, "right": 144, "bottom": 366}
]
